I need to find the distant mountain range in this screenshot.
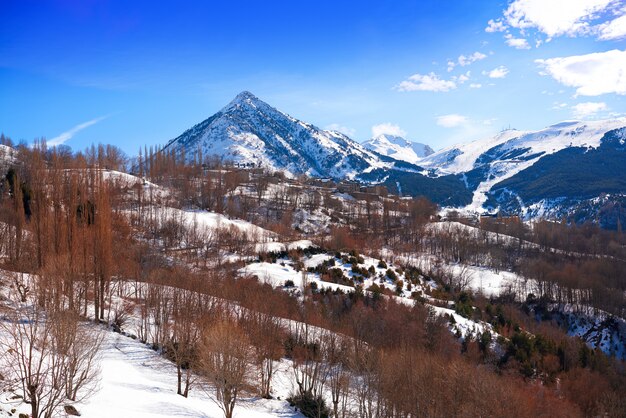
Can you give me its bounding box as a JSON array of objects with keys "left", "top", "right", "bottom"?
[{"left": 164, "top": 91, "right": 626, "bottom": 227}]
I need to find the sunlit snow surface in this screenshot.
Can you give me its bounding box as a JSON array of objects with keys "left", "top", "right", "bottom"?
[{"left": 78, "top": 331, "right": 302, "bottom": 418}]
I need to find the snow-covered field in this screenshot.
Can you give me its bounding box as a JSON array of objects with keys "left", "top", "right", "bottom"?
[
  {"left": 78, "top": 331, "right": 302, "bottom": 418},
  {"left": 132, "top": 206, "right": 277, "bottom": 242}
]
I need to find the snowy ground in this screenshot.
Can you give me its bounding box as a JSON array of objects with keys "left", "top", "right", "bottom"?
[
  {"left": 558, "top": 304, "right": 626, "bottom": 360},
  {"left": 238, "top": 250, "right": 501, "bottom": 340},
  {"left": 126, "top": 206, "right": 277, "bottom": 246},
  {"left": 77, "top": 330, "right": 302, "bottom": 418},
  {"left": 0, "top": 269, "right": 304, "bottom": 418},
  {"left": 240, "top": 251, "right": 432, "bottom": 298}
]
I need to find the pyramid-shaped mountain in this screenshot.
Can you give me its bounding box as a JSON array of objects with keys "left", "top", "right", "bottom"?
[{"left": 163, "top": 91, "right": 387, "bottom": 179}]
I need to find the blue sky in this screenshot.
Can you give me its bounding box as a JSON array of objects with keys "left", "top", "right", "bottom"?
[{"left": 1, "top": 0, "right": 625, "bottom": 154}]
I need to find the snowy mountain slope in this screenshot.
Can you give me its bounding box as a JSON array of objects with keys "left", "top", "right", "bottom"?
[
  {"left": 420, "top": 118, "right": 626, "bottom": 214},
  {"left": 486, "top": 127, "right": 626, "bottom": 222},
  {"left": 420, "top": 128, "right": 527, "bottom": 175},
  {"left": 163, "top": 91, "right": 388, "bottom": 180},
  {"left": 363, "top": 134, "right": 434, "bottom": 164},
  {"left": 421, "top": 119, "right": 626, "bottom": 175}
]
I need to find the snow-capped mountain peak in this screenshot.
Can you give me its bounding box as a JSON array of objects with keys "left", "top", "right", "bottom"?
[
  {"left": 163, "top": 92, "right": 387, "bottom": 179},
  {"left": 363, "top": 134, "right": 434, "bottom": 164}
]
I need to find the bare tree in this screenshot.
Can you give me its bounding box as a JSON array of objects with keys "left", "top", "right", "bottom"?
[
  {"left": 200, "top": 319, "right": 252, "bottom": 418},
  {"left": 243, "top": 312, "right": 285, "bottom": 398},
  {"left": 323, "top": 332, "right": 352, "bottom": 418},
  {"left": 0, "top": 305, "right": 66, "bottom": 418},
  {"left": 50, "top": 309, "right": 103, "bottom": 402},
  {"left": 165, "top": 288, "right": 201, "bottom": 397}
]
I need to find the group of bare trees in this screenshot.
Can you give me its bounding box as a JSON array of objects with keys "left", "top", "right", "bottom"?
[
  {"left": 0, "top": 142, "right": 129, "bottom": 417},
  {"left": 0, "top": 142, "right": 125, "bottom": 322},
  {"left": 0, "top": 298, "right": 103, "bottom": 418},
  {"left": 131, "top": 275, "right": 289, "bottom": 416}
]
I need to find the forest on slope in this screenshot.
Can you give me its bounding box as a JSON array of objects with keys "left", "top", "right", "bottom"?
[{"left": 0, "top": 137, "right": 623, "bottom": 417}]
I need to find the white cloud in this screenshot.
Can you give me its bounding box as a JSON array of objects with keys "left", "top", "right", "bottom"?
[
  {"left": 485, "top": 18, "right": 507, "bottom": 32},
  {"left": 488, "top": 0, "right": 626, "bottom": 45},
  {"left": 448, "top": 52, "right": 487, "bottom": 72},
  {"left": 552, "top": 101, "right": 569, "bottom": 109},
  {"left": 485, "top": 66, "right": 510, "bottom": 78},
  {"left": 456, "top": 74, "right": 469, "bottom": 84},
  {"left": 371, "top": 123, "right": 407, "bottom": 138},
  {"left": 458, "top": 52, "right": 487, "bottom": 66},
  {"left": 505, "top": 34, "right": 531, "bottom": 49},
  {"left": 571, "top": 101, "right": 608, "bottom": 118},
  {"left": 598, "top": 13, "right": 626, "bottom": 39},
  {"left": 436, "top": 118, "right": 499, "bottom": 147},
  {"left": 536, "top": 49, "right": 626, "bottom": 96},
  {"left": 503, "top": 0, "right": 616, "bottom": 38},
  {"left": 452, "top": 71, "right": 471, "bottom": 84},
  {"left": 395, "top": 72, "right": 457, "bottom": 92},
  {"left": 469, "top": 83, "right": 483, "bottom": 88},
  {"left": 48, "top": 116, "right": 108, "bottom": 146},
  {"left": 325, "top": 123, "right": 356, "bottom": 137},
  {"left": 436, "top": 114, "right": 469, "bottom": 128}
]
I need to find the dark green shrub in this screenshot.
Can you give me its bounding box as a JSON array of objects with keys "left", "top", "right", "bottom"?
[{"left": 288, "top": 393, "right": 330, "bottom": 418}]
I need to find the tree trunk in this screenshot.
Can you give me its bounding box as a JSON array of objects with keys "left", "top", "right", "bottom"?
[{"left": 177, "top": 365, "right": 182, "bottom": 396}]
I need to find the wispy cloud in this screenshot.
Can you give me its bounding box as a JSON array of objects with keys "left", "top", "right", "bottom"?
[
  {"left": 458, "top": 52, "right": 487, "bottom": 67},
  {"left": 571, "top": 101, "right": 608, "bottom": 118},
  {"left": 48, "top": 116, "right": 109, "bottom": 146},
  {"left": 448, "top": 52, "right": 487, "bottom": 71},
  {"left": 436, "top": 116, "right": 499, "bottom": 147},
  {"left": 484, "top": 66, "right": 509, "bottom": 79},
  {"left": 371, "top": 123, "right": 407, "bottom": 138},
  {"left": 395, "top": 72, "right": 457, "bottom": 92},
  {"left": 504, "top": 34, "right": 530, "bottom": 49},
  {"left": 436, "top": 114, "right": 468, "bottom": 128}
]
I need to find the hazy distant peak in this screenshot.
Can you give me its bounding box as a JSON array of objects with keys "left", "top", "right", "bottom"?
[{"left": 363, "top": 134, "right": 434, "bottom": 164}]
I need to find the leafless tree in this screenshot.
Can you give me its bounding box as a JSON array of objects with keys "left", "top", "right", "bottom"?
[
  {"left": 165, "top": 288, "right": 202, "bottom": 397},
  {"left": 0, "top": 302, "right": 102, "bottom": 418},
  {"left": 50, "top": 309, "right": 104, "bottom": 402},
  {"left": 200, "top": 319, "right": 253, "bottom": 418}
]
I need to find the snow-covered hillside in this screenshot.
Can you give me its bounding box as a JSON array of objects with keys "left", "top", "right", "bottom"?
[
  {"left": 422, "top": 119, "right": 626, "bottom": 175},
  {"left": 420, "top": 118, "right": 626, "bottom": 213},
  {"left": 0, "top": 144, "right": 17, "bottom": 167},
  {"left": 163, "top": 92, "right": 389, "bottom": 180},
  {"left": 78, "top": 331, "right": 302, "bottom": 418},
  {"left": 363, "top": 134, "right": 434, "bottom": 164}
]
